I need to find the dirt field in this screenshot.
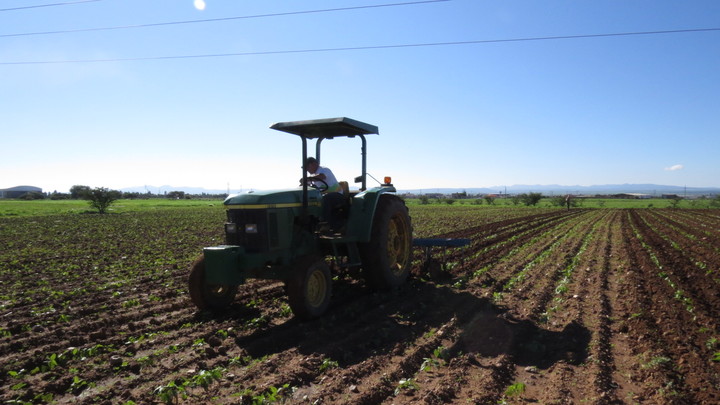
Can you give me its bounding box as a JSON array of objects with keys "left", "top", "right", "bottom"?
[{"left": 1, "top": 207, "right": 719, "bottom": 404}]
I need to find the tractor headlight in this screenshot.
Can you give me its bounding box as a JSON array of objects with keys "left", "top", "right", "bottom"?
[
  {"left": 225, "top": 223, "right": 237, "bottom": 234},
  {"left": 245, "top": 224, "right": 258, "bottom": 234}
]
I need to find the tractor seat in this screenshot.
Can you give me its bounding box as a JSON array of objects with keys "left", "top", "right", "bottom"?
[{"left": 339, "top": 181, "right": 349, "bottom": 196}]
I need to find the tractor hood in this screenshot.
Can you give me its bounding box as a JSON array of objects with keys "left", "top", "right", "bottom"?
[{"left": 224, "top": 189, "right": 322, "bottom": 208}]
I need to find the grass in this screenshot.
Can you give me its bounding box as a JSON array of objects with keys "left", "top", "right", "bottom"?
[
  {"left": 405, "top": 197, "right": 710, "bottom": 209},
  {"left": 0, "top": 198, "right": 224, "bottom": 217},
  {"left": 2, "top": 196, "right": 714, "bottom": 218}
]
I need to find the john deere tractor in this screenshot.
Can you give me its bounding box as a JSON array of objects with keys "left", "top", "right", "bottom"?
[{"left": 189, "top": 117, "right": 412, "bottom": 319}]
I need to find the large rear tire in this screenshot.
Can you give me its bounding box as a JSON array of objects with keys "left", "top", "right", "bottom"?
[
  {"left": 359, "top": 196, "right": 412, "bottom": 289},
  {"left": 188, "top": 256, "right": 238, "bottom": 310},
  {"left": 286, "top": 257, "right": 332, "bottom": 320}
]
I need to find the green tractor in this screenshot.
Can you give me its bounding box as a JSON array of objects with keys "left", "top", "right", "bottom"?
[{"left": 189, "top": 117, "right": 413, "bottom": 319}]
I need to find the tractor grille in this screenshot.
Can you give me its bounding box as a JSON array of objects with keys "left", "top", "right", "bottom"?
[{"left": 226, "top": 209, "right": 268, "bottom": 252}]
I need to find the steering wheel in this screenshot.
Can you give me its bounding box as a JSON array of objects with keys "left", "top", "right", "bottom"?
[{"left": 301, "top": 178, "right": 328, "bottom": 192}]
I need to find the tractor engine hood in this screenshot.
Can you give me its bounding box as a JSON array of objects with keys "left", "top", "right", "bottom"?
[{"left": 224, "top": 189, "right": 322, "bottom": 208}]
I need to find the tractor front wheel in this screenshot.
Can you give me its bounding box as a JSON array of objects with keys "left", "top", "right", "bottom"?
[
  {"left": 359, "top": 196, "right": 412, "bottom": 290},
  {"left": 286, "top": 257, "right": 332, "bottom": 320},
  {"left": 188, "top": 256, "right": 238, "bottom": 311}
]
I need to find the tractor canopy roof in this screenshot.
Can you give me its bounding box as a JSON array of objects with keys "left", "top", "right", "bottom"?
[{"left": 270, "top": 117, "right": 378, "bottom": 139}]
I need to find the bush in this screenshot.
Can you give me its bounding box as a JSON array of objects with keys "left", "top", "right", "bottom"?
[
  {"left": 50, "top": 192, "right": 71, "bottom": 200},
  {"left": 19, "top": 192, "right": 45, "bottom": 200},
  {"left": 85, "top": 187, "right": 122, "bottom": 214}
]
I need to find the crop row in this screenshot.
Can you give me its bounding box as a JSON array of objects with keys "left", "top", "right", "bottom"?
[{"left": 2, "top": 207, "right": 720, "bottom": 404}]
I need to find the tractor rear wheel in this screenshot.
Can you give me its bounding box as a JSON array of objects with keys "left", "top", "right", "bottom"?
[
  {"left": 188, "top": 256, "right": 238, "bottom": 310},
  {"left": 286, "top": 257, "right": 332, "bottom": 320},
  {"left": 359, "top": 196, "right": 412, "bottom": 289}
]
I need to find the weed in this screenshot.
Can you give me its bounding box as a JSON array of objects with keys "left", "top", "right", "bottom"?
[
  {"left": 279, "top": 304, "right": 292, "bottom": 317},
  {"left": 642, "top": 356, "right": 671, "bottom": 369},
  {"left": 319, "top": 358, "right": 338, "bottom": 372},
  {"left": 505, "top": 382, "right": 526, "bottom": 397},
  {"left": 424, "top": 328, "right": 437, "bottom": 339}
]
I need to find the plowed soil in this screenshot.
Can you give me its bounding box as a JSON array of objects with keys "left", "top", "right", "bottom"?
[{"left": 2, "top": 207, "right": 720, "bottom": 404}]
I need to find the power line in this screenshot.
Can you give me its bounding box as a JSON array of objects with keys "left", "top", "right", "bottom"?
[
  {"left": 0, "top": 0, "right": 451, "bottom": 38},
  {"left": 1, "top": 27, "right": 718, "bottom": 65},
  {"left": 0, "top": 0, "right": 99, "bottom": 12}
]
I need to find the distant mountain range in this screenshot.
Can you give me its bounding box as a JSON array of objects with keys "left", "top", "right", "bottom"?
[
  {"left": 399, "top": 184, "right": 720, "bottom": 196},
  {"left": 122, "top": 184, "right": 720, "bottom": 196},
  {"left": 121, "top": 185, "right": 233, "bottom": 195}
]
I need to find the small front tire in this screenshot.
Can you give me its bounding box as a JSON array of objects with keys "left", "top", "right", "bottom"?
[{"left": 286, "top": 257, "right": 332, "bottom": 320}]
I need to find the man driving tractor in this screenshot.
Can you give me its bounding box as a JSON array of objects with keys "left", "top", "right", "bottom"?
[{"left": 303, "top": 157, "right": 345, "bottom": 234}]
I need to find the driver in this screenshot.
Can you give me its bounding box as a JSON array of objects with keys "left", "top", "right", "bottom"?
[
  {"left": 304, "top": 157, "right": 344, "bottom": 234},
  {"left": 304, "top": 157, "right": 341, "bottom": 194}
]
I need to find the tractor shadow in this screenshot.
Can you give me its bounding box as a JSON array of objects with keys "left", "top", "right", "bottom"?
[
  {"left": 220, "top": 280, "right": 590, "bottom": 371},
  {"left": 450, "top": 303, "right": 590, "bottom": 369}
]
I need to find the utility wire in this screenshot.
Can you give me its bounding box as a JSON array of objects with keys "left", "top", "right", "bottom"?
[
  {"left": 1, "top": 27, "right": 718, "bottom": 65},
  {"left": 0, "top": 0, "right": 99, "bottom": 12},
  {"left": 0, "top": 0, "right": 450, "bottom": 38}
]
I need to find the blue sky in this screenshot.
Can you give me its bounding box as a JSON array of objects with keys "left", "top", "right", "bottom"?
[{"left": 1, "top": 0, "right": 719, "bottom": 193}]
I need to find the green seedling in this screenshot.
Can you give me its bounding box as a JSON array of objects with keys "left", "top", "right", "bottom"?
[
  {"left": 394, "top": 378, "right": 419, "bottom": 396},
  {"left": 505, "top": 382, "right": 526, "bottom": 397},
  {"left": 319, "top": 358, "right": 338, "bottom": 372}
]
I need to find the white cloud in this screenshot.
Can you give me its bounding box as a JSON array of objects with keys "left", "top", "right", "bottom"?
[{"left": 664, "top": 164, "right": 684, "bottom": 171}]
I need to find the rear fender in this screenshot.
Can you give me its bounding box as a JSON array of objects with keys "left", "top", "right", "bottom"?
[{"left": 345, "top": 187, "right": 398, "bottom": 242}]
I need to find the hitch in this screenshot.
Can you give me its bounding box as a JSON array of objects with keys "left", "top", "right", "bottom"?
[{"left": 412, "top": 238, "right": 470, "bottom": 279}]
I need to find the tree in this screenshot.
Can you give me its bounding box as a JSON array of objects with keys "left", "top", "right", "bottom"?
[
  {"left": 520, "top": 192, "right": 543, "bottom": 206},
  {"left": 484, "top": 195, "right": 496, "bottom": 205},
  {"left": 167, "top": 191, "right": 186, "bottom": 200},
  {"left": 70, "top": 185, "right": 91, "bottom": 199},
  {"left": 85, "top": 187, "right": 122, "bottom": 214}
]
